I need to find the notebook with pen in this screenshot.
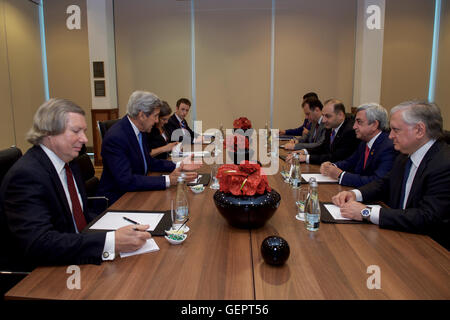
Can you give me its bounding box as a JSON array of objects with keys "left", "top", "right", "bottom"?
[
  {"left": 83, "top": 209, "right": 172, "bottom": 236},
  {"left": 186, "top": 173, "right": 211, "bottom": 186}
]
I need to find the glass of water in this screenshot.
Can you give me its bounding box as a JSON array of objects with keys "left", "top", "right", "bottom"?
[
  {"left": 295, "top": 188, "right": 308, "bottom": 221},
  {"left": 210, "top": 164, "right": 220, "bottom": 189}
]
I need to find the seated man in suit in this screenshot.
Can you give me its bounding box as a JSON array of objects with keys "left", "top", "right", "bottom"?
[
  {"left": 287, "top": 99, "right": 360, "bottom": 165},
  {"left": 97, "top": 91, "right": 200, "bottom": 205},
  {"left": 0, "top": 99, "right": 151, "bottom": 271},
  {"left": 332, "top": 101, "right": 450, "bottom": 250},
  {"left": 320, "top": 103, "right": 397, "bottom": 187},
  {"left": 164, "top": 98, "right": 199, "bottom": 143},
  {"left": 283, "top": 98, "right": 325, "bottom": 151},
  {"left": 279, "top": 92, "right": 318, "bottom": 137}
]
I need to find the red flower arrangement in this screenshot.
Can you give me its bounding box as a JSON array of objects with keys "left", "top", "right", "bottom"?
[
  {"left": 233, "top": 117, "right": 252, "bottom": 130},
  {"left": 216, "top": 161, "right": 272, "bottom": 196},
  {"left": 224, "top": 134, "right": 249, "bottom": 152}
]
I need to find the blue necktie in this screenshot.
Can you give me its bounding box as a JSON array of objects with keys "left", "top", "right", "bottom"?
[
  {"left": 398, "top": 158, "right": 412, "bottom": 209},
  {"left": 180, "top": 120, "right": 187, "bottom": 129},
  {"left": 138, "top": 132, "right": 148, "bottom": 174},
  {"left": 330, "top": 129, "right": 336, "bottom": 145}
]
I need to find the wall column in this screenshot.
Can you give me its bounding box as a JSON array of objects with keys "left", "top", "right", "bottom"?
[{"left": 353, "top": 0, "right": 386, "bottom": 109}]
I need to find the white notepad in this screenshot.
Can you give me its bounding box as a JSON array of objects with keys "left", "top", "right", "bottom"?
[
  {"left": 324, "top": 204, "right": 382, "bottom": 221},
  {"left": 302, "top": 173, "right": 338, "bottom": 183},
  {"left": 89, "top": 211, "right": 164, "bottom": 231},
  {"left": 120, "top": 238, "right": 160, "bottom": 258}
]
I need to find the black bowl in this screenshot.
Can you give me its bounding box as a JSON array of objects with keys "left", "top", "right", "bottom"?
[
  {"left": 213, "top": 189, "right": 281, "bottom": 229},
  {"left": 261, "top": 236, "right": 290, "bottom": 266}
]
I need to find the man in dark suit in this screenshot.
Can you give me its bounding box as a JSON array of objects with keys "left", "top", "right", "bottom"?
[
  {"left": 279, "top": 92, "right": 318, "bottom": 137},
  {"left": 97, "top": 91, "right": 200, "bottom": 205},
  {"left": 0, "top": 99, "right": 151, "bottom": 271},
  {"left": 333, "top": 101, "right": 450, "bottom": 250},
  {"left": 320, "top": 103, "right": 396, "bottom": 187},
  {"left": 164, "top": 98, "right": 198, "bottom": 143},
  {"left": 288, "top": 99, "right": 360, "bottom": 165},
  {"left": 283, "top": 98, "right": 326, "bottom": 151}
]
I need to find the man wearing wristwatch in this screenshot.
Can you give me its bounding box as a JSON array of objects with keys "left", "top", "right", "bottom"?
[{"left": 332, "top": 101, "right": 450, "bottom": 250}]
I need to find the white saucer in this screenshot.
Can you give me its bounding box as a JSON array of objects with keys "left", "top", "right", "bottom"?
[{"left": 295, "top": 214, "right": 305, "bottom": 221}]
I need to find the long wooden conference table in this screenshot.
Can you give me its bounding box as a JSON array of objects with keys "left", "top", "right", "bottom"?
[{"left": 5, "top": 155, "right": 450, "bottom": 300}]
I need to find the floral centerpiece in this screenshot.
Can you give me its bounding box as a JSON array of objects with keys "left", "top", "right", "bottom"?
[
  {"left": 233, "top": 117, "right": 252, "bottom": 131},
  {"left": 217, "top": 162, "right": 271, "bottom": 196},
  {"left": 225, "top": 117, "right": 254, "bottom": 164},
  {"left": 213, "top": 161, "right": 281, "bottom": 229}
]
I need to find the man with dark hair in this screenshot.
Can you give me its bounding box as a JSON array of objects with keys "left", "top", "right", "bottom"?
[
  {"left": 279, "top": 92, "right": 319, "bottom": 137},
  {"left": 333, "top": 101, "right": 450, "bottom": 249},
  {"left": 165, "top": 98, "right": 197, "bottom": 143},
  {"left": 288, "top": 99, "right": 359, "bottom": 164},
  {"left": 284, "top": 98, "right": 326, "bottom": 150}
]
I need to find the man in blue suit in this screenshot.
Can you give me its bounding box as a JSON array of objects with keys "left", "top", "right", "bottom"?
[
  {"left": 97, "top": 91, "right": 200, "bottom": 205},
  {"left": 320, "top": 103, "right": 396, "bottom": 187}
]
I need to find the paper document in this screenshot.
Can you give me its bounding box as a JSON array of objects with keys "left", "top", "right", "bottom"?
[
  {"left": 190, "top": 174, "right": 203, "bottom": 184},
  {"left": 324, "top": 204, "right": 382, "bottom": 221},
  {"left": 120, "top": 238, "right": 160, "bottom": 258},
  {"left": 89, "top": 211, "right": 164, "bottom": 231},
  {"left": 302, "top": 173, "right": 338, "bottom": 183}
]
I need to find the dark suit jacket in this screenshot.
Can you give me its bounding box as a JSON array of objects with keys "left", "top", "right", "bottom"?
[
  {"left": 164, "top": 113, "right": 196, "bottom": 143},
  {"left": 334, "top": 131, "right": 397, "bottom": 187},
  {"left": 285, "top": 119, "right": 311, "bottom": 136},
  {"left": 97, "top": 116, "right": 176, "bottom": 205},
  {"left": 294, "top": 120, "right": 327, "bottom": 150},
  {"left": 0, "top": 146, "right": 106, "bottom": 271},
  {"left": 307, "top": 117, "right": 360, "bottom": 164},
  {"left": 359, "top": 140, "right": 450, "bottom": 249},
  {"left": 145, "top": 126, "right": 169, "bottom": 160}
]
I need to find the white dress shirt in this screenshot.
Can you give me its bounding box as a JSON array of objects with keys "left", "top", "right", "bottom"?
[
  {"left": 353, "top": 139, "right": 436, "bottom": 224},
  {"left": 338, "top": 131, "right": 382, "bottom": 184},
  {"left": 40, "top": 144, "right": 115, "bottom": 261}
]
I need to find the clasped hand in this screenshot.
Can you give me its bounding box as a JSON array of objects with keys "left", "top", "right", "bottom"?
[{"left": 331, "top": 191, "right": 365, "bottom": 221}]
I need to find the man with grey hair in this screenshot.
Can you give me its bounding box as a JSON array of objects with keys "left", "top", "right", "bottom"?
[
  {"left": 97, "top": 91, "right": 200, "bottom": 205},
  {"left": 0, "top": 98, "right": 152, "bottom": 271},
  {"left": 320, "top": 103, "right": 396, "bottom": 187},
  {"left": 332, "top": 101, "right": 450, "bottom": 250}
]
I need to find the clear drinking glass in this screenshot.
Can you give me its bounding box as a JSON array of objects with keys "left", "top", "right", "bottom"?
[
  {"left": 210, "top": 164, "right": 220, "bottom": 189},
  {"left": 282, "top": 162, "right": 291, "bottom": 183},
  {"left": 295, "top": 188, "right": 309, "bottom": 221}
]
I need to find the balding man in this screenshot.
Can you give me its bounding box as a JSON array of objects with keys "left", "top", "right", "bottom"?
[{"left": 332, "top": 101, "right": 450, "bottom": 249}]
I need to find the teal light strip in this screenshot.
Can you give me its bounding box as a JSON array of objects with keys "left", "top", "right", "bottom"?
[
  {"left": 38, "top": 0, "right": 49, "bottom": 101},
  {"left": 191, "top": 0, "right": 197, "bottom": 122},
  {"left": 428, "top": 0, "right": 441, "bottom": 102},
  {"left": 269, "top": 0, "right": 275, "bottom": 128}
]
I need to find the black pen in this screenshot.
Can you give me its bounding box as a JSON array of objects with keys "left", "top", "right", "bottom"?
[
  {"left": 123, "top": 216, "right": 139, "bottom": 225},
  {"left": 123, "top": 216, "right": 151, "bottom": 234}
]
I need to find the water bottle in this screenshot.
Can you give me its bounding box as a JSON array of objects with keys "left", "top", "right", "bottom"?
[
  {"left": 174, "top": 175, "right": 189, "bottom": 228},
  {"left": 305, "top": 177, "right": 320, "bottom": 231},
  {"left": 290, "top": 153, "right": 301, "bottom": 189}
]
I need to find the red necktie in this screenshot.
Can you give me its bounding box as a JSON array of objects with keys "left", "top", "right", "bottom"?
[
  {"left": 363, "top": 145, "right": 370, "bottom": 169},
  {"left": 64, "top": 164, "right": 87, "bottom": 232}
]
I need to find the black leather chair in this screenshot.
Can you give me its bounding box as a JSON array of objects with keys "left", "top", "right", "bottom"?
[
  {"left": 72, "top": 146, "right": 108, "bottom": 213},
  {"left": 97, "top": 119, "right": 119, "bottom": 140},
  {"left": 0, "top": 146, "right": 22, "bottom": 186},
  {"left": 443, "top": 130, "right": 450, "bottom": 145},
  {"left": 0, "top": 146, "right": 28, "bottom": 298}
]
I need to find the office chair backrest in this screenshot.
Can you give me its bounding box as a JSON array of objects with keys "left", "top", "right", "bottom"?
[
  {"left": 73, "top": 152, "right": 99, "bottom": 197},
  {"left": 0, "top": 147, "right": 22, "bottom": 186},
  {"left": 443, "top": 130, "right": 450, "bottom": 145},
  {"left": 98, "top": 119, "right": 119, "bottom": 140}
]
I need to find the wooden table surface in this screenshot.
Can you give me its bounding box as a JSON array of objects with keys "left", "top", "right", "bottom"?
[{"left": 5, "top": 151, "right": 450, "bottom": 300}]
